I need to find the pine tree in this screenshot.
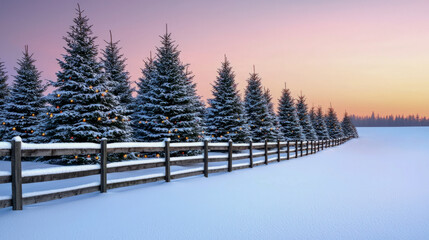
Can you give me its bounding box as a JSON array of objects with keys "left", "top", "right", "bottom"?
[
  {"left": 263, "top": 88, "right": 282, "bottom": 140},
  {"left": 205, "top": 56, "right": 249, "bottom": 142},
  {"left": 341, "top": 112, "right": 359, "bottom": 138},
  {"left": 0, "top": 60, "right": 10, "bottom": 140},
  {"left": 325, "top": 105, "right": 345, "bottom": 139},
  {"left": 244, "top": 67, "right": 276, "bottom": 142},
  {"left": 133, "top": 28, "right": 204, "bottom": 148},
  {"left": 43, "top": 5, "right": 130, "bottom": 164},
  {"left": 277, "top": 85, "right": 304, "bottom": 140},
  {"left": 3, "top": 46, "right": 46, "bottom": 143},
  {"left": 296, "top": 95, "right": 318, "bottom": 140},
  {"left": 101, "top": 30, "right": 133, "bottom": 141},
  {"left": 312, "top": 106, "right": 330, "bottom": 140},
  {"left": 132, "top": 53, "right": 156, "bottom": 142},
  {"left": 101, "top": 31, "right": 133, "bottom": 108}
]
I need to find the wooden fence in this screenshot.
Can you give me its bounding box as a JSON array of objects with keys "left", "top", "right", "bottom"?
[{"left": 0, "top": 137, "right": 350, "bottom": 210}]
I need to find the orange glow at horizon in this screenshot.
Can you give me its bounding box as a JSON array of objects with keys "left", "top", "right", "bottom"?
[{"left": 1, "top": 0, "right": 429, "bottom": 117}]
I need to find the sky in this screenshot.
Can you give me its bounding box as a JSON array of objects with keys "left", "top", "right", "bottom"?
[{"left": 1, "top": 0, "right": 429, "bottom": 117}]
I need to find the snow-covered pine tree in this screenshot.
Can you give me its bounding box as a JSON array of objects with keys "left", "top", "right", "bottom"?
[
  {"left": 101, "top": 30, "right": 133, "bottom": 141},
  {"left": 0, "top": 60, "right": 10, "bottom": 140},
  {"left": 101, "top": 31, "right": 133, "bottom": 109},
  {"left": 312, "top": 106, "right": 330, "bottom": 140},
  {"left": 244, "top": 67, "right": 276, "bottom": 142},
  {"left": 296, "top": 94, "right": 318, "bottom": 140},
  {"left": 341, "top": 112, "right": 359, "bottom": 138},
  {"left": 325, "top": 105, "right": 345, "bottom": 139},
  {"left": 132, "top": 53, "right": 156, "bottom": 142},
  {"left": 277, "top": 85, "right": 304, "bottom": 140},
  {"left": 205, "top": 56, "right": 249, "bottom": 142},
  {"left": 263, "top": 88, "right": 282, "bottom": 140},
  {"left": 134, "top": 28, "right": 204, "bottom": 148},
  {"left": 43, "top": 5, "right": 131, "bottom": 164},
  {"left": 2, "top": 46, "right": 46, "bottom": 143}
]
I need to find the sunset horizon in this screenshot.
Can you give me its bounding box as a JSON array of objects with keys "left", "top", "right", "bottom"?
[{"left": 1, "top": 0, "right": 428, "bottom": 118}]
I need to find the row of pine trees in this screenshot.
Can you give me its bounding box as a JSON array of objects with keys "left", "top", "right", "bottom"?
[{"left": 0, "top": 5, "right": 358, "bottom": 164}]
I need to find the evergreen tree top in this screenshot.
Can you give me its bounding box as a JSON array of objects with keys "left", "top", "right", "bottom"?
[
  {"left": 210, "top": 55, "right": 242, "bottom": 107},
  {"left": 11, "top": 46, "right": 45, "bottom": 103},
  {"left": 264, "top": 88, "right": 275, "bottom": 115},
  {"left": 244, "top": 68, "right": 266, "bottom": 111},
  {"left": 278, "top": 86, "right": 295, "bottom": 111},
  {"left": 296, "top": 94, "right": 309, "bottom": 115},
  {"left": 59, "top": 4, "right": 100, "bottom": 76},
  {"left": 101, "top": 30, "right": 133, "bottom": 105}
]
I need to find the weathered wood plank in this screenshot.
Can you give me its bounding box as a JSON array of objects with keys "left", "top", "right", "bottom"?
[
  {"left": 0, "top": 175, "right": 11, "bottom": 184},
  {"left": 107, "top": 176, "right": 165, "bottom": 190},
  {"left": 208, "top": 145, "right": 229, "bottom": 151},
  {"left": 171, "top": 158, "right": 204, "bottom": 165},
  {"left": 107, "top": 147, "right": 164, "bottom": 154},
  {"left": 207, "top": 167, "right": 228, "bottom": 174},
  {"left": 107, "top": 162, "right": 165, "bottom": 174},
  {"left": 253, "top": 161, "right": 265, "bottom": 167},
  {"left": 231, "top": 154, "right": 251, "bottom": 161},
  {"left": 0, "top": 149, "right": 10, "bottom": 156},
  {"left": 171, "top": 170, "right": 204, "bottom": 180},
  {"left": 22, "top": 169, "right": 100, "bottom": 184},
  {"left": 22, "top": 185, "right": 100, "bottom": 206},
  {"left": 169, "top": 146, "right": 204, "bottom": 151},
  {"left": 21, "top": 148, "right": 101, "bottom": 157},
  {"left": 232, "top": 164, "right": 250, "bottom": 171},
  {"left": 0, "top": 198, "right": 12, "bottom": 208}
]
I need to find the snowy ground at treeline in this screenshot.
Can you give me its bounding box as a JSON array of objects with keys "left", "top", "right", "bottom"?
[{"left": 1, "top": 127, "right": 429, "bottom": 240}]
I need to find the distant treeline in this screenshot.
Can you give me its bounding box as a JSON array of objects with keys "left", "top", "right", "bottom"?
[{"left": 350, "top": 113, "right": 429, "bottom": 127}]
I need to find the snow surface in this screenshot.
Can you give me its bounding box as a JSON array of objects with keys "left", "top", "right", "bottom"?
[
  {"left": 0, "top": 127, "right": 429, "bottom": 239},
  {"left": 0, "top": 142, "right": 11, "bottom": 149}
]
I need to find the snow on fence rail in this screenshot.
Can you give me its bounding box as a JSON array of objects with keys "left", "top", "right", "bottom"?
[{"left": 0, "top": 137, "right": 350, "bottom": 210}]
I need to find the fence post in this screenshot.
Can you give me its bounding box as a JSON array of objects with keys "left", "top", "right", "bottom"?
[
  {"left": 311, "top": 140, "right": 316, "bottom": 154},
  {"left": 249, "top": 139, "right": 253, "bottom": 168},
  {"left": 286, "top": 141, "right": 290, "bottom": 160},
  {"left": 100, "top": 138, "right": 107, "bottom": 193},
  {"left": 204, "top": 139, "right": 209, "bottom": 178},
  {"left": 277, "top": 138, "right": 281, "bottom": 162},
  {"left": 165, "top": 138, "right": 171, "bottom": 182},
  {"left": 228, "top": 139, "right": 233, "bottom": 172},
  {"left": 305, "top": 141, "right": 308, "bottom": 155},
  {"left": 300, "top": 140, "right": 303, "bottom": 157},
  {"left": 264, "top": 139, "right": 268, "bottom": 165},
  {"left": 11, "top": 136, "right": 22, "bottom": 211},
  {"left": 295, "top": 140, "right": 298, "bottom": 158}
]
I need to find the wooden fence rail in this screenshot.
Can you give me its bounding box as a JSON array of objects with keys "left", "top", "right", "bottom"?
[{"left": 0, "top": 136, "right": 351, "bottom": 210}]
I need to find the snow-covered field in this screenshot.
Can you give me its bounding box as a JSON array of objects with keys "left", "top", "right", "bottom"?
[{"left": 1, "top": 127, "right": 429, "bottom": 239}]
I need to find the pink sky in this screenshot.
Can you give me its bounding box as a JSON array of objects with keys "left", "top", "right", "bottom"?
[{"left": 1, "top": 0, "right": 429, "bottom": 117}]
